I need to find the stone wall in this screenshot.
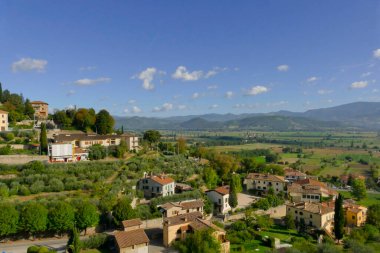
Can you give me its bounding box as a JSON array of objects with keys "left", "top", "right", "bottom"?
[{"left": 0, "top": 155, "right": 48, "bottom": 164}]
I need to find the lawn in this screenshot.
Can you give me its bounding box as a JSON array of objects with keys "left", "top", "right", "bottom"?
[
  {"left": 230, "top": 239, "right": 271, "bottom": 253},
  {"left": 338, "top": 191, "right": 380, "bottom": 207},
  {"left": 256, "top": 227, "right": 302, "bottom": 243}
]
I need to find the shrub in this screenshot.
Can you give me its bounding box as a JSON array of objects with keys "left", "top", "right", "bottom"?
[{"left": 81, "top": 233, "right": 108, "bottom": 249}]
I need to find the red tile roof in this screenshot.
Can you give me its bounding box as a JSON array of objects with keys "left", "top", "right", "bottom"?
[
  {"left": 246, "top": 173, "right": 285, "bottom": 182},
  {"left": 114, "top": 229, "right": 149, "bottom": 248},
  {"left": 0, "top": 110, "right": 8, "bottom": 114},
  {"left": 122, "top": 218, "right": 142, "bottom": 228},
  {"left": 211, "top": 185, "right": 230, "bottom": 196},
  {"left": 150, "top": 175, "right": 174, "bottom": 185}
]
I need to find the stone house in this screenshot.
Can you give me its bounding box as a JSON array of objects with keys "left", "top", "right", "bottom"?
[
  {"left": 206, "top": 185, "right": 231, "bottom": 214},
  {"left": 137, "top": 174, "right": 175, "bottom": 198}
]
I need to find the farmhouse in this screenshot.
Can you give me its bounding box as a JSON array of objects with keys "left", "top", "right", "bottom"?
[
  {"left": 137, "top": 174, "right": 175, "bottom": 198},
  {"left": 206, "top": 185, "right": 231, "bottom": 214},
  {"left": 114, "top": 229, "right": 149, "bottom": 253},
  {"left": 159, "top": 199, "right": 204, "bottom": 217},
  {"left": 287, "top": 178, "right": 337, "bottom": 203},
  {"left": 243, "top": 173, "right": 286, "bottom": 194},
  {"left": 284, "top": 168, "right": 308, "bottom": 182},
  {"left": 343, "top": 203, "right": 367, "bottom": 227},
  {"left": 162, "top": 212, "right": 230, "bottom": 252},
  {"left": 52, "top": 132, "right": 139, "bottom": 151},
  {"left": 31, "top": 100, "right": 49, "bottom": 119},
  {"left": 286, "top": 202, "right": 335, "bottom": 233},
  {"left": 122, "top": 218, "right": 143, "bottom": 231}
]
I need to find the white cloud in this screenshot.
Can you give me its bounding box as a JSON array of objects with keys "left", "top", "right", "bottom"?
[
  {"left": 12, "top": 58, "right": 47, "bottom": 72},
  {"left": 74, "top": 77, "right": 111, "bottom": 86},
  {"left": 192, "top": 92, "right": 200, "bottom": 99},
  {"left": 268, "top": 101, "right": 288, "bottom": 107},
  {"left": 204, "top": 67, "right": 227, "bottom": 78},
  {"left": 66, "top": 90, "right": 76, "bottom": 96},
  {"left": 245, "top": 85, "right": 269, "bottom": 96},
  {"left": 306, "top": 76, "right": 318, "bottom": 83},
  {"left": 233, "top": 104, "right": 245, "bottom": 109},
  {"left": 172, "top": 66, "right": 203, "bottom": 81},
  {"left": 123, "top": 108, "right": 129, "bottom": 113},
  {"left": 128, "top": 99, "right": 136, "bottom": 104},
  {"left": 225, "top": 91, "right": 233, "bottom": 99},
  {"left": 317, "top": 89, "right": 333, "bottom": 95},
  {"left": 373, "top": 48, "right": 380, "bottom": 59},
  {"left": 209, "top": 104, "right": 219, "bottom": 109},
  {"left": 327, "top": 99, "right": 333, "bottom": 103},
  {"left": 207, "top": 85, "right": 218, "bottom": 90},
  {"left": 362, "top": 72, "right": 372, "bottom": 77},
  {"left": 372, "top": 89, "right": 379, "bottom": 93},
  {"left": 152, "top": 103, "right": 174, "bottom": 112},
  {"left": 277, "top": 65, "right": 289, "bottom": 72},
  {"left": 178, "top": 105, "right": 187, "bottom": 110},
  {"left": 131, "top": 106, "right": 142, "bottom": 113},
  {"left": 138, "top": 67, "right": 157, "bottom": 90},
  {"left": 79, "top": 66, "right": 97, "bottom": 71},
  {"left": 350, "top": 81, "right": 368, "bottom": 89}
]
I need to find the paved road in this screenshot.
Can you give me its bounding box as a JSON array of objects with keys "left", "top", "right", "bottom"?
[{"left": 0, "top": 238, "right": 67, "bottom": 253}]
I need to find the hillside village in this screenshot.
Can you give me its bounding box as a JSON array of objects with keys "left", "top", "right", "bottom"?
[{"left": 0, "top": 87, "right": 379, "bottom": 253}]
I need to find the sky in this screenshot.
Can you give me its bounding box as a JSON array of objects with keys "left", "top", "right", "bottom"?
[{"left": 1, "top": 1, "right": 380, "bottom": 117}]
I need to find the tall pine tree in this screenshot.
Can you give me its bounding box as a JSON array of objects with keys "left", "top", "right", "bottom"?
[{"left": 334, "top": 194, "right": 345, "bottom": 241}]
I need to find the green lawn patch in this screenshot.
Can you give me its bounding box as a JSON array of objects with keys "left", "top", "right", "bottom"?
[{"left": 338, "top": 191, "right": 380, "bottom": 207}]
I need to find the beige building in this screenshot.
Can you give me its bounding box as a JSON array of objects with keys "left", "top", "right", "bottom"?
[
  {"left": 31, "top": 101, "right": 49, "bottom": 119},
  {"left": 244, "top": 173, "right": 286, "bottom": 195},
  {"left": 206, "top": 185, "right": 231, "bottom": 214},
  {"left": 53, "top": 132, "right": 139, "bottom": 150},
  {"left": 159, "top": 200, "right": 204, "bottom": 217},
  {"left": 0, "top": 110, "right": 8, "bottom": 131},
  {"left": 286, "top": 202, "right": 335, "bottom": 233},
  {"left": 162, "top": 212, "right": 230, "bottom": 252},
  {"left": 137, "top": 174, "right": 175, "bottom": 198},
  {"left": 287, "top": 178, "right": 337, "bottom": 203},
  {"left": 114, "top": 229, "right": 149, "bottom": 253}
]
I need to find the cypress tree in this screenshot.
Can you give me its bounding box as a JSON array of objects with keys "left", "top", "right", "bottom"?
[
  {"left": 0, "top": 82, "right": 3, "bottom": 102},
  {"left": 39, "top": 123, "right": 48, "bottom": 155},
  {"left": 334, "top": 194, "right": 345, "bottom": 241},
  {"left": 228, "top": 184, "right": 238, "bottom": 208}
]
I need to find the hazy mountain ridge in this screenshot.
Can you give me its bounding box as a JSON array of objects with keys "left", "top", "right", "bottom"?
[{"left": 115, "top": 102, "right": 380, "bottom": 131}]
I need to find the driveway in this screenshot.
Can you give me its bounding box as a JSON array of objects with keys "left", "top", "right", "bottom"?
[{"left": 236, "top": 192, "right": 259, "bottom": 209}]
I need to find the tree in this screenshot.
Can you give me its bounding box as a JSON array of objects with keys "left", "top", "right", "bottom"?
[
  {"left": 73, "top": 108, "right": 96, "bottom": 131},
  {"left": 367, "top": 204, "right": 380, "bottom": 228},
  {"left": 48, "top": 201, "right": 75, "bottom": 235},
  {"left": 143, "top": 130, "right": 161, "bottom": 146},
  {"left": 229, "top": 183, "right": 238, "bottom": 208},
  {"left": 75, "top": 202, "right": 99, "bottom": 234},
  {"left": 113, "top": 197, "right": 136, "bottom": 224},
  {"left": 20, "top": 202, "right": 48, "bottom": 238},
  {"left": 24, "top": 99, "right": 35, "bottom": 119},
  {"left": 284, "top": 214, "right": 296, "bottom": 229},
  {"left": 88, "top": 144, "right": 107, "bottom": 160},
  {"left": 95, "top": 109, "right": 114, "bottom": 135},
  {"left": 334, "top": 194, "right": 345, "bottom": 241},
  {"left": 174, "top": 229, "right": 221, "bottom": 253},
  {"left": 67, "top": 228, "right": 81, "bottom": 253},
  {"left": 230, "top": 174, "right": 242, "bottom": 193},
  {"left": 176, "top": 137, "right": 187, "bottom": 154},
  {"left": 53, "top": 110, "right": 72, "bottom": 128},
  {"left": 352, "top": 178, "right": 367, "bottom": 200},
  {"left": 0, "top": 82, "right": 3, "bottom": 102},
  {"left": 0, "top": 203, "right": 19, "bottom": 237},
  {"left": 253, "top": 198, "right": 270, "bottom": 210},
  {"left": 39, "top": 123, "right": 48, "bottom": 155},
  {"left": 203, "top": 167, "right": 219, "bottom": 189},
  {"left": 256, "top": 215, "right": 273, "bottom": 230}
]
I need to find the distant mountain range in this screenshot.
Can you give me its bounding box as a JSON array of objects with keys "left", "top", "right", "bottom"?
[{"left": 114, "top": 102, "right": 380, "bottom": 131}]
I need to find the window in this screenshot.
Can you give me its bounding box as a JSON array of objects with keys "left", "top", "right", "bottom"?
[
  {"left": 295, "top": 211, "right": 298, "bottom": 214},
  {"left": 309, "top": 214, "right": 312, "bottom": 218},
  {"left": 300, "top": 212, "right": 303, "bottom": 215},
  {"left": 218, "top": 199, "right": 221, "bottom": 204},
  {"left": 303, "top": 195, "right": 306, "bottom": 198},
  {"left": 309, "top": 221, "right": 312, "bottom": 226},
  {"left": 352, "top": 216, "right": 355, "bottom": 219},
  {"left": 276, "top": 183, "right": 278, "bottom": 185}
]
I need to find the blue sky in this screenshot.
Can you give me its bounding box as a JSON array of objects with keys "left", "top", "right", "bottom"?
[{"left": 1, "top": 1, "right": 380, "bottom": 117}]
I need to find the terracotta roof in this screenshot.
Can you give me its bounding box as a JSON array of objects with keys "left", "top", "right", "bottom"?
[
  {"left": 0, "top": 110, "right": 8, "bottom": 114},
  {"left": 189, "top": 218, "right": 225, "bottom": 233},
  {"left": 164, "top": 212, "right": 203, "bottom": 226},
  {"left": 175, "top": 183, "right": 193, "bottom": 190},
  {"left": 287, "top": 202, "right": 334, "bottom": 215},
  {"left": 181, "top": 200, "right": 204, "bottom": 210},
  {"left": 208, "top": 185, "right": 230, "bottom": 196},
  {"left": 31, "top": 101, "right": 48, "bottom": 105},
  {"left": 291, "top": 179, "right": 337, "bottom": 196},
  {"left": 122, "top": 218, "right": 142, "bottom": 228},
  {"left": 150, "top": 175, "right": 174, "bottom": 185},
  {"left": 114, "top": 229, "right": 149, "bottom": 248},
  {"left": 54, "top": 133, "right": 122, "bottom": 142},
  {"left": 246, "top": 173, "right": 285, "bottom": 183},
  {"left": 284, "top": 169, "right": 307, "bottom": 177}
]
